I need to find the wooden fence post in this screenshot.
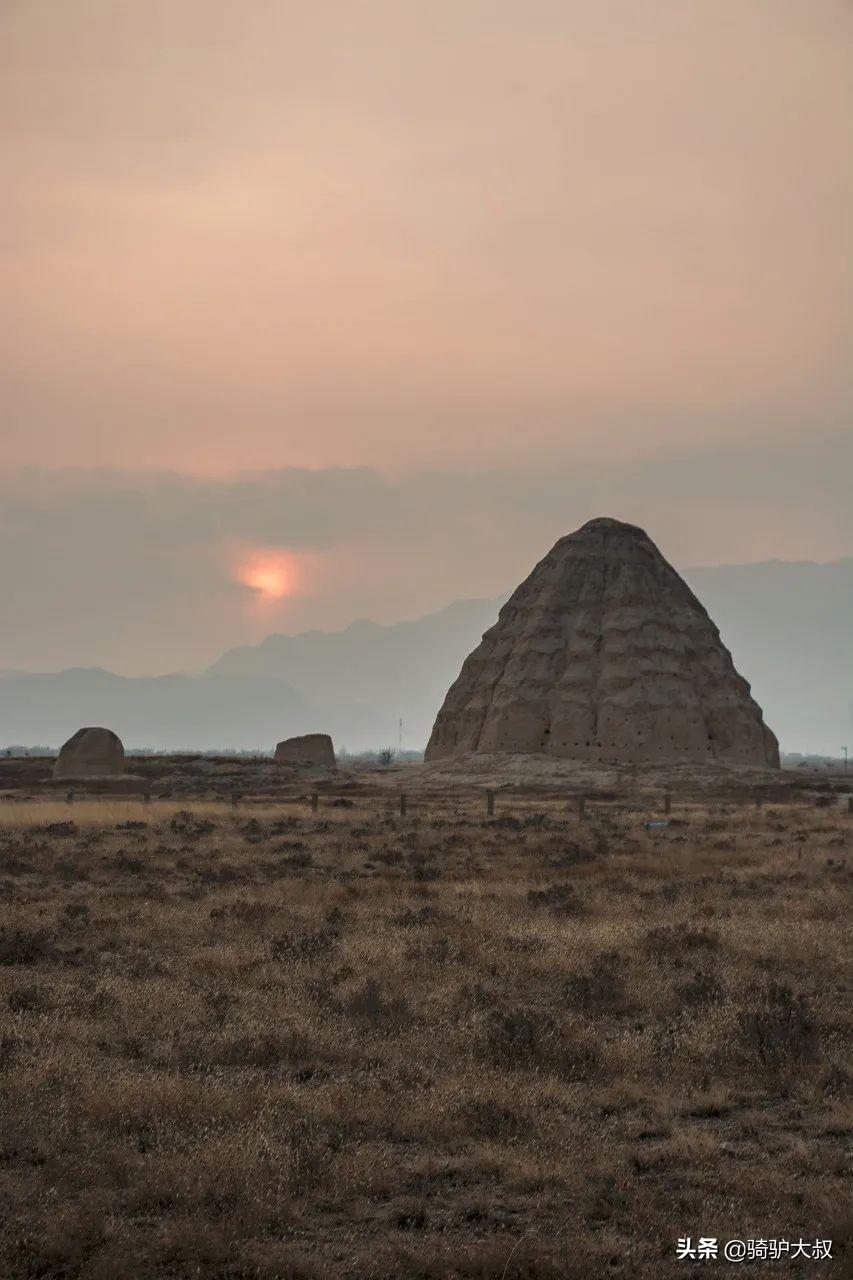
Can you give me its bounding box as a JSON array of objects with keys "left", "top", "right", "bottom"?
[
  {"left": 577, "top": 794, "right": 586, "bottom": 817},
  {"left": 400, "top": 793, "right": 407, "bottom": 817},
  {"left": 663, "top": 793, "right": 671, "bottom": 814},
  {"left": 311, "top": 792, "right": 319, "bottom": 813},
  {"left": 486, "top": 790, "right": 495, "bottom": 817},
  {"left": 66, "top": 790, "right": 74, "bottom": 805}
]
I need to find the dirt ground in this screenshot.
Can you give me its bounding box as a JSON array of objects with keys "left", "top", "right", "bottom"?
[{"left": 0, "top": 781, "right": 850, "bottom": 1278}]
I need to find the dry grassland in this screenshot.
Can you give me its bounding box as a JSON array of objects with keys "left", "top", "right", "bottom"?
[{"left": 0, "top": 794, "right": 850, "bottom": 1278}]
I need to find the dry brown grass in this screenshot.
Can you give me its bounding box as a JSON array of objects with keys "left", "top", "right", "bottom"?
[{"left": 0, "top": 794, "right": 850, "bottom": 1278}]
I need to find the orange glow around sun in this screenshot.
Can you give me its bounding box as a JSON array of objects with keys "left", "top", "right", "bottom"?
[{"left": 237, "top": 550, "right": 296, "bottom": 601}]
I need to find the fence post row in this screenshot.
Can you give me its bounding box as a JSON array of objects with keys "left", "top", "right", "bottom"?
[{"left": 7, "top": 779, "right": 847, "bottom": 815}]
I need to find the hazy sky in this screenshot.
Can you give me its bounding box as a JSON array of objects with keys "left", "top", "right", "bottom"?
[{"left": 1, "top": 1, "right": 851, "bottom": 672}]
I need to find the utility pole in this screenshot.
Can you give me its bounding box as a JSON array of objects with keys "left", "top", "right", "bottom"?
[
  {"left": 843, "top": 746, "right": 848, "bottom": 773},
  {"left": 398, "top": 718, "right": 403, "bottom": 758}
]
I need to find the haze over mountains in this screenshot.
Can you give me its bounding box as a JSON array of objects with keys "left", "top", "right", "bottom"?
[{"left": 0, "top": 559, "right": 850, "bottom": 757}]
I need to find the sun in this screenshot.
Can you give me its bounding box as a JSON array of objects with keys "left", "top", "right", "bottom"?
[
  {"left": 244, "top": 565, "right": 290, "bottom": 599},
  {"left": 237, "top": 551, "right": 295, "bottom": 601}
]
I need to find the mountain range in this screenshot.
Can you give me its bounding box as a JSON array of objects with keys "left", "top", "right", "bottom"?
[{"left": 0, "top": 559, "right": 850, "bottom": 755}]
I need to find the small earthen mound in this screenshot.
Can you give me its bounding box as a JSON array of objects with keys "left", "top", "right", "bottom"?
[
  {"left": 54, "top": 727, "right": 125, "bottom": 779},
  {"left": 274, "top": 733, "right": 336, "bottom": 769}
]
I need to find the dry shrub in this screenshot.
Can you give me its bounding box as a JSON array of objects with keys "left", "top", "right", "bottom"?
[
  {"left": 341, "top": 978, "right": 410, "bottom": 1028},
  {"left": 675, "top": 968, "right": 725, "bottom": 1007},
  {"left": 270, "top": 927, "right": 339, "bottom": 961},
  {"left": 642, "top": 922, "right": 720, "bottom": 961},
  {"left": 739, "top": 980, "right": 819, "bottom": 1070},
  {"left": 6, "top": 982, "right": 48, "bottom": 1012},
  {"left": 564, "top": 952, "right": 627, "bottom": 1015},
  {"left": 0, "top": 925, "right": 54, "bottom": 966},
  {"left": 526, "top": 882, "right": 586, "bottom": 916}
]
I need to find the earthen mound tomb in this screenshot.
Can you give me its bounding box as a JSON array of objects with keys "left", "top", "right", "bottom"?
[
  {"left": 274, "top": 733, "right": 336, "bottom": 768},
  {"left": 54, "top": 727, "right": 126, "bottom": 779},
  {"left": 426, "top": 517, "right": 779, "bottom": 769}
]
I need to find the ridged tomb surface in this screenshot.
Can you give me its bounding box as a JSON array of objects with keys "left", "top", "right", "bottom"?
[{"left": 425, "top": 518, "right": 779, "bottom": 768}]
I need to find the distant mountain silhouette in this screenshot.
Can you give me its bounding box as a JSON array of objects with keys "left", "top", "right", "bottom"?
[
  {"left": 684, "top": 559, "right": 852, "bottom": 758},
  {"left": 206, "top": 596, "right": 503, "bottom": 743},
  {"left": 0, "top": 667, "right": 308, "bottom": 753},
  {"left": 0, "top": 599, "right": 500, "bottom": 753},
  {"left": 0, "top": 561, "right": 849, "bottom": 754}
]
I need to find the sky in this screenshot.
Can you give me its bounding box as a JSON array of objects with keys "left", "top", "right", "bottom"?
[{"left": 1, "top": 1, "right": 851, "bottom": 674}]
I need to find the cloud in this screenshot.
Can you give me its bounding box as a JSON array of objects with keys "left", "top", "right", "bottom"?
[
  {"left": 0, "top": 425, "right": 849, "bottom": 675},
  {"left": 2, "top": 1, "right": 851, "bottom": 473}
]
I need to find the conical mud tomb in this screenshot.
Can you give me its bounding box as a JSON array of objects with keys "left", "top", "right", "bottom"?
[{"left": 426, "top": 518, "right": 779, "bottom": 767}]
